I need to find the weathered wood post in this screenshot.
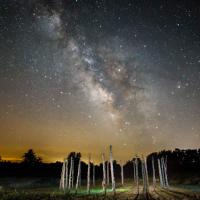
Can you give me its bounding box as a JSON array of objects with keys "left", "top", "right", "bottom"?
[
  {"left": 144, "top": 157, "right": 149, "bottom": 192},
  {"left": 161, "top": 156, "right": 169, "bottom": 188},
  {"left": 142, "top": 157, "right": 149, "bottom": 194},
  {"left": 161, "top": 157, "right": 166, "bottom": 188},
  {"left": 59, "top": 158, "right": 66, "bottom": 190},
  {"left": 120, "top": 163, "right": 124, "bottom": 186},
  {"left": 135, "top": 157, "right": 139, "bottom": 194},
  {"left": 64, "top": 159, "right": 69, "bottom": 191},
  {"left": 102, "top": 153, "right": 107, "bottom": 195},
  {"left": 72, "top": 158, "right": 74, "bottom": 188},
  {"left": 79, "top": 161, "right": 82, "bottom": 187},
  {"left": 158, "top": 158, "right": 163, "bottom": 188},
  {"left": 152, "top": 157, "right": 156, "bottom": 189},
  {"left": 75, "top": 159, "right": 81, "bottom": 193},
  {"left": 87, "top": 154, "right": 91, "bottom": 194},
  {"left": 109, "top": 145, "right": 116, "bottom": 194},
  {"left": 141, "top": 159, "right": 146, "bottom": 193},
  {"left": 133, "top": 160, "right": 136, "bottom": 184},
  {"left": 164, "top": 156, "right": 169, "bottom": 188},
  {"left": 93, "top": 163, "right": 95, "bottom": 186},
  {"left": 107, "top": 161, "right": 109, "bottom": 185},
  {"left": 68, "top": 157, "right": 73, "bottom": 190}
]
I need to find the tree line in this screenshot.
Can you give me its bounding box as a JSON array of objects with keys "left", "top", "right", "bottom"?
[{"left": 0, "top": 148, "right": 199, "bottom": 183}]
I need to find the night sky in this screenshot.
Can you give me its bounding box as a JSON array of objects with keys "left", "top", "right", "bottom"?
[{"left": 0, "top": 0, "right": 200, "bottom": 162}]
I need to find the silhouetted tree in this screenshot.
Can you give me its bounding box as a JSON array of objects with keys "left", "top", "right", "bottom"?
[{"left": 22, "top": 149, "right": 42, "bottom": 164}]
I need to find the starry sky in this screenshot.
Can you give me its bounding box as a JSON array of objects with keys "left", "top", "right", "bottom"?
[{"left": 0, "top": 0, "right": 200, "bottom": 162}]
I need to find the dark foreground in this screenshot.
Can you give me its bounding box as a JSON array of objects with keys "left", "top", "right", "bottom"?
[{"left": 0, "top": 184, "right": 200, "bottom": 200}]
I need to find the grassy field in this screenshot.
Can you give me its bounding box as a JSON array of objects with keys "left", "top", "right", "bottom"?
[{"left": 0, "top": 178, "right": 200, "bottom": 200}]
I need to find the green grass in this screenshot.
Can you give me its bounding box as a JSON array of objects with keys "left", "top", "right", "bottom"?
[{"left": 0, "top": 178, "right": 199, "bottom": 200}]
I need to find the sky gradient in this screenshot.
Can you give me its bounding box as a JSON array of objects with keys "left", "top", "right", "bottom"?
[{"left": 0, "top": 0, "right": 200, "bottom": 163}]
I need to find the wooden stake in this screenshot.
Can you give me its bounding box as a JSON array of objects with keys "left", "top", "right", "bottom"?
[
  {"left": 133, "top": 160, "right": 136, "bottom": 184},
  {"left": 144, "top": 157, "right": 149, "bottom": 192},
  {"left": 75, "top": 159, "right": 81, "bottom": 193},
  {"left": 135, "top": 157, "right": 139, "bottom": 194},
  {"left": 141, "top": 157, "right": 149, "bottom": 194},
  {"left": 164, "top": 156, "right": 169, "bottom": 188},
  {"left": 93, "top": 163, "right": 95, "bottom": 186},
  {"left": 109, "top": 145, "right": 116, "bottom": 194},
  {"left": 152, "top": 157, "right": 156, "bottom": 189},
  {"left": 72, "top": 158, "right": 74, "bottom": 188},
  {"left": 59, "top": 159, "right": 66, "bottom": 190},
  {"left": 64, "top": 159, "right": 68, "bottom": 191},
  {"left": 121, "top": 164, "right": 124, "bottom": 186},
  {"left": 102, "top": 153, "right": 107, "bottom": 195},
  {"left": 68, "top": 157, "right": 73, "bottom": 190},
  {"left": 158, "top": 158, "right": 163, "bottom": 188},
  {"left": 107, "top": 161, "right": 109, "bottom": 185},
  {"left": 87, "top": 154, "right": 91, "bottom": 194}
]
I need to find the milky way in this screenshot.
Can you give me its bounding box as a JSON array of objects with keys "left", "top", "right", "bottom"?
[{"left": 0, "top": 0, "right": 200, "bottom": 162}]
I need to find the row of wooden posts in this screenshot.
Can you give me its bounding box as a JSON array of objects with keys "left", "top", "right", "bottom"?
[{"left": 60, "top": 145, "right": 169, "bottom": 194}]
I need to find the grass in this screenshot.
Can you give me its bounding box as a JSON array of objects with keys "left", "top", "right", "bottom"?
[{"left": 0, "top": 178, "right": 200, "bottom": 200}]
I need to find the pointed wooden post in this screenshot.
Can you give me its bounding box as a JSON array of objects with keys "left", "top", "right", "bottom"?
[
  {"left": 141, "top": 159, "right": 146, "bottom": 193},
  {"left": 133, "top": 160, "right": 136, "bottom": 184},
  {"left": 72, "top": 158, "right": 74, "bottom": 188},
  {"left": 135, "top": 157, "right": 139, "bottom": 194},
  {"left": 161, "top": 157, "right": 167, "bottom": 188},
  {"left": 152, "top": 157, "right": 156, "bottom": 189},
  {"left": 60, "top": 159, "right": 66, "bottom": 190},
  {"left": 93, "top": 163, "right": 95, "bottom": 186},
  {"left": 109, "top": 145, "right": 116, "bottom": 194},
  {"left": 64, "top": 159, "right": 68, "bottom": 191},
  {"left": 141, "top": 157, "right": 149, "bottom": 194},
  {"left": 121, "top": 163, "right": 124, "bottom": 186},
  {"left": 87, "top": 154, "right": 91, "bottom": 194},
  {"left": 144, "top": 157, "right": 149, "bottom": 192},
  {"left": 75, "top": 159, "right": 81, "bottom": 193},
  {"left": 102, "top": 153, "right": 107, "bottom": 195},
  {"left": 161, "top": 156, "right": 169, "bottom": 188},
  {"left": 107, "top": 161, "right": 109, "bottom": 185},
  {"left": 68, "top": 157, "right": 73, "bottom": 190},
  {"left": 158, "top": 158, "right": 163, "bottom": 188},
  {"left": 79, "top": 161, "right": 81, "bottom": 187},
  {"left": 164, "top": 156, "right": 169, "bottom": 188}
]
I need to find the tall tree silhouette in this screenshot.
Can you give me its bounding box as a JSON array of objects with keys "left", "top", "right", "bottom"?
[{"left": 22, "top": 149, "right": 42, "bottom": 164}]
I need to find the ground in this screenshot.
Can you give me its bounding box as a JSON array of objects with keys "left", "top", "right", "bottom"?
[{"left": 0, "top": 178, "right": 200, "bottom": 200}]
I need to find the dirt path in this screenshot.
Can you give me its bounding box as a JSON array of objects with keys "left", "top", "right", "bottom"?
[{"left": 110, "top": 185, "right": 200, "bottom": 200}]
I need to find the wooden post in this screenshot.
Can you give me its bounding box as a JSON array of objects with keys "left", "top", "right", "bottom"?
[
  {"left": 75, "top": 159, "right": 81, "bottom": 193},
  {"left": 121, "top": 164, "right": 124, "bottom": 186},
  {"left": 161, "top": 157, "right": 167, "bottom": 188},
  {"left": 144, "top": 157, "right": 149, "bottom": 193},
  {"left": 79, "top": 161, "right": 82, "bottom": 187},
  {"left": 152, "top": 157, "right": 156, "bottom": 189},
  {"left": 93, "top": 163, "right": 95, "bottom": 186},
  {"left": 158, "top": 159, "right": 163, "bottom": 188},
  {"left": 142, "top": 157, "right": 149, "bottom": 194},
  {"left": 102, "top": 153, "right": 107, "bottom": 195},
  {"left": 141, "top": 159, "right": 146, "bottom": 193},
  {"left": 161, "top": 156, "right": 169, "bottom": 188},
  {"left": 87, "top": 154, "right": 91, "bottom": 194},
  {"left": 72, "top": 158, "right": 74, "bottom": 188},
  {"left": 164, "top": 156, "right": 169, "bottom": 188},
  {"left": 65, "top": 159, "right": 68, "bottom": 190},
  {"left": 107, "top": 161, "right": 109, "bottom": 185},
  {"left": 109, "top": 145, "right": 116, "bottom": 194},
  {"left": 59, "top": 159, "right": 66, "bottom": 190},
  {"left": 68, "top": 157, "right": 73, "bottom": 190},
  {"left": 133, "top": 160, "right": 136, "bottom": 184},
  {"left": 135, "top": 157, "right": 139, "bottom": 194}
]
